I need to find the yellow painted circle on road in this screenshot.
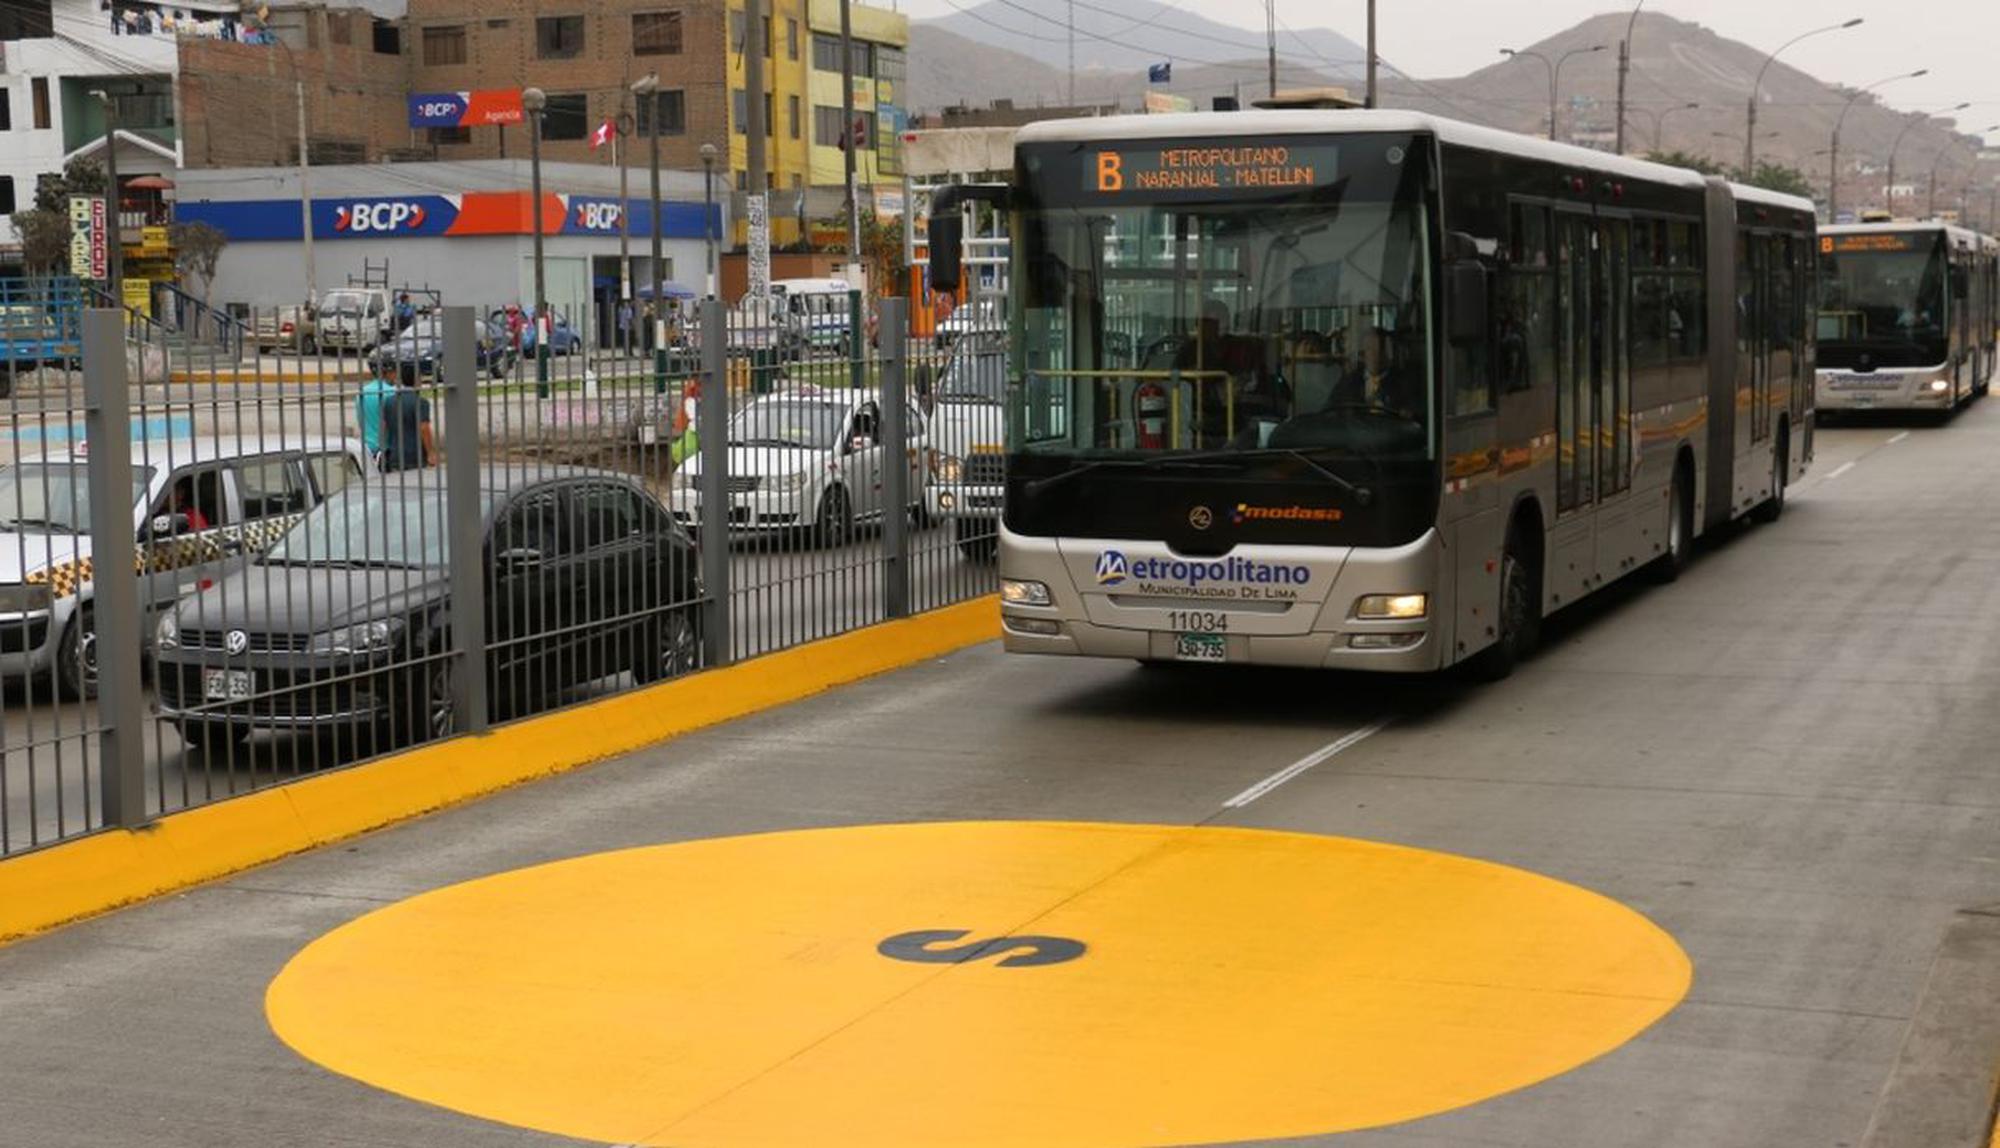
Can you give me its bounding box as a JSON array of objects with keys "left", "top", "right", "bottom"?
[{"left": 267, "top": 822, "right": 1690, "bottom": 1147}]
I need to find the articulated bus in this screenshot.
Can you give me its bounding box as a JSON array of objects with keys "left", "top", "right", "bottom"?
[
  {"left": 1816, "top": 222, "right": 1999, "bottom": 414},
  {"left": 929, "top": 110, "right": 1815, "bottom": 677}
]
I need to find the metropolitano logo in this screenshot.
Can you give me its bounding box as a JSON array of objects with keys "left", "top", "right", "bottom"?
[{"left": 1094, "top": 550, "right": 1129, "bottom": 586}]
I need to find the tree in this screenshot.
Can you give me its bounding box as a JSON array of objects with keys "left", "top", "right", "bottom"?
[
  {"left": 1738, "top": 161, "right": 1814, "bottom": 199},
  {"left": 12, "top": 210, "right": 70, "bottom": 276},
  {"left": 170, "top": 221, "right": 229, "bottom": 307},
  {"left": 32, "top": 157, "right": 106, "bottom": 214},
  {"left": 1643, "top": 149, "right": 1728, "bottom": 177}
]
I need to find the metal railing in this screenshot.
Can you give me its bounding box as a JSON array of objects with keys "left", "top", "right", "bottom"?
[{"left": 0, "top": 296, "right": 998, "bottom": 857}]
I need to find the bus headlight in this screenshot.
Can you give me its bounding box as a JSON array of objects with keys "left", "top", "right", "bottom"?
[
  {"left": 1929, "top": 378, "right": 1950, "bottom": 392},
  {"left": 1354, "top": 593, "right": 1428, "bottom": 620},
  {"left": 1001, "top": 579, "right": 1051, "bottom": 606}
]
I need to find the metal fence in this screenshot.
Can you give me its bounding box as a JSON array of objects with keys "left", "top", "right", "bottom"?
[{"left": 0, "top": 292, "right": 998, "bottom": 857}]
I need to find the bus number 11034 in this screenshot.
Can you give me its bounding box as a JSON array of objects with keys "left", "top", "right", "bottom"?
[{"left": 1168, "top": 611, "right": 1229, "bottom": 633}]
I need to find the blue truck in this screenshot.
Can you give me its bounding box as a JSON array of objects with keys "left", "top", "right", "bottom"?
[{"left": 0, "top": 278, "right": 86, "bottom": 393}]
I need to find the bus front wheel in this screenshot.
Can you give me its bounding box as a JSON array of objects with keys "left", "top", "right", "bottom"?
[{"left": 1468, "top": 541, "right": 1540, "bottom": 682}]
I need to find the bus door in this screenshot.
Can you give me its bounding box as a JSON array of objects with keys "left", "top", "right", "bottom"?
[
  {"left": 1555, "top": 210, "right": 1599, "bottom": 516},
  {"left": 1739, "top": 230, "right": 1772, "bottom": 445}
]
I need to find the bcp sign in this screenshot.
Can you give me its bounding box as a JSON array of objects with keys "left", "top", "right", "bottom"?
[
  {"left": 408, "top": 90, "right": 525, "bottom": 128},
  {"left": 332, "top": 201, "right": 431, "bottom": 233},
  {"left": 571, "top": 200, "right": 623, "bottom": 232}
]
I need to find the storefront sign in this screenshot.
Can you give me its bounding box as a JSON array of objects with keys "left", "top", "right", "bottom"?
[
  {"left": 178, "top": 193, "right": 716, "bottom": 243},
  {"left": 407, "top": 90, "right": 526, "bottom": 128},
  {"left": 69, "top": 195, "right": 107, "bottom": 279},
  {"left": 122, "top": 277, "right": 152, "bottom": 314},
  {"left": 141, "top": 226, "right": 171, "bottom": 257}
]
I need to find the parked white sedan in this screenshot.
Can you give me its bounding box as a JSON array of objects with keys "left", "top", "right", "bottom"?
[{"left": 670, "top": 385, "right": 927, "bottom": 546}]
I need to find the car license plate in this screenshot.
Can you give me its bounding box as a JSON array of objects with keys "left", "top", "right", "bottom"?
[
  {"left": 203, "top": 668, "right": 255, "bottom": 701},
  {"left": 1174, "top": 633, "right": 1227, "bottom": 663}
]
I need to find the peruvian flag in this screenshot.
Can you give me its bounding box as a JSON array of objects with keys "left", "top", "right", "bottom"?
[{"left": 589, "top": 119, "right": 615, "bottom": 150}]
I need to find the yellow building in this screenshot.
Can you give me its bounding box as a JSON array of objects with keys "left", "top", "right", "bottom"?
[
  {"left": 805, "top": 0, "right": 908, "bottom": 190},
  {"left": 726, "top": 0, "right": 814, "bottom": 246}
]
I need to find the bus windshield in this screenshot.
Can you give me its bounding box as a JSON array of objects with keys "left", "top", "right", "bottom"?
[
  {"left": 1008, "top": 134, "right": 1435, "bottom": 468},
  {"left": 1817, "top": 231, "right": 1948, "bottom": 369}
]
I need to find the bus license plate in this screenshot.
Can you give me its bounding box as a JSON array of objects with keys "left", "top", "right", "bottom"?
[
  {"left": 203, "top": 669, "right": 255, "bottom": 701},
  {"left": 1174, "top": 633, "right": 1227, "bottom": 663}
]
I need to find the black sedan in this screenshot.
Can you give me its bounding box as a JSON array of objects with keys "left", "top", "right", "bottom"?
[{"left": 154, "top": 466, "right": 701, "bottom": 751}]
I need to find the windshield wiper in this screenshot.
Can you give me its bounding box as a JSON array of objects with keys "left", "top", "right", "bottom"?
[
  {"left": 1020, "top": 454, "right": 1235, "bottom": 498},
  {"left": 0, "top": 517, "right": 69, "bottom": 532},
  {"left": 1210, "top": 447, "right": 1374, "bottom": 506},
  {"left": 729, "top": 437, "right": 810, "bottom": 449}
]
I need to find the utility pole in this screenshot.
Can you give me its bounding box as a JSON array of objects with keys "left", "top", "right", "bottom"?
[
  {"left": 1615, "top": 1, "right": 1644, "bottom": 155},
  {"left": 1264, "top": 0, "right": 1277, "bottom": 100},
  {"left": 632, "top": 73, "right": 661, "bottom": 306},
  {"left": 295, "top": 77, "right": 313, "bottom": 307},
  {"left": 1066, "top": 0, "right": 1075, "bottom": 106},
  {"left": 94, "top": 92, "right": 123, "bottom": 302},
  {"left": 839, "top": 0, "right": 860, "bottom": 257},
  {"left": 1365, "top": 0, "right": 1377, "bottom": 108},
  {"left": 746, "top": 0, "right": 767, "bottom": 196},
  {"left": 617, "top": 86, "right": 631, "bottom": 306}
]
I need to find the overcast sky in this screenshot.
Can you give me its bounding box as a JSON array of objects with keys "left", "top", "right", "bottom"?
[{"left": 897, "top": 0, "right": 2000, "bottom": 143}]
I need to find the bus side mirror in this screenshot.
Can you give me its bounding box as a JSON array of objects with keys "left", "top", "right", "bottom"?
[
  {"left": 930, "top": 212, "right": 966, "bottom": 295},
  {"left": 1448, "top": 260, "right": 1488, "bottom": 347}
]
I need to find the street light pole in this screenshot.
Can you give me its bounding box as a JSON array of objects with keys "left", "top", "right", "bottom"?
[
  {"left": 1364, "top": 0, "right": 1376, "bottom": 109},
  {"left": 1640, "top": 101, "right": 1700, "bottom": 154},
  {"left": 269, "top": 38, "right": 314, "bottom": 310},
  {"left": 700, "top": 143, "right": 719, "bottom": 298},
  {"left": 523, "top": 86, "right": 549, "bottom": 397},
  {"left": 91, "top": 90, "right": 123, "bottom": 303},
  {"left": 1829, "top": 68, "right": 1927, "bottom": 223},
  {"left": 1615, "top": 0, "right": 1645, "bottom": 156},
  {"left": 1925, "top": 125, "right": 1999, "bottom": 220},
  {"left": 1887, "top": 104, "right": 1968, "bottom": 218},
  {"left": 839, "top": 0, "right": 860, "bottom": 257},
  {"left": 631, "top": 73, "right": 662, "bottom": 311},
  {"left": 1501, "top": 45, "right": 1604, "bottom": 143},
  {"left": 1746, "top": 17, "right": 1863, "bottom": 178}
]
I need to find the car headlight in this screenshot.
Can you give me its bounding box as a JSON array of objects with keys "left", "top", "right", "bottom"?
[
  {"left": 1354, "top": 593, "right": 1428, "bottom": 620},
  {"left": 933, "top": 453, "right": 965, "bottom": 483},
  {"left": 1001, "top": 579, "right": 1051, "bottom": 607},
  {"left": 156, "top": 611, "right": 180, "bottom": 649},
  {"left": 0, "top": 582, "right": 54, "bottom": 614},
  {"left": 309, "top": 619, "right": 399, "bottom": 655},
  {"left": 772, "top": 471, "right": 810, "bottom": 492}
]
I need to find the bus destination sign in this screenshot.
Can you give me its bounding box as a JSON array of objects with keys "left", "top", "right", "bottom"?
[
  {"left": 1089, "top": 144, "right": 1337, "bottom": 196},
  {"left": 1825, "top": 233, "right": 1919, "bottom": 254}
]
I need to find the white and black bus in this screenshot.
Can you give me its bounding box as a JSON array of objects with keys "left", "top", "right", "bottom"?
[
  {"left": 1816, "top": 221, "right": 1999, "bottom": 414},
  {"left": 928, "top": 110, "right": 1815, "bottom": 676}
]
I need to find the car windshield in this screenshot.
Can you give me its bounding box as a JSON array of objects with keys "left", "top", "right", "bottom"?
[
  {"left": 264, "top": 485, "right": 487, "bottom": 568},
  {"left": 0, "top": 462, "right": 153, "bottom": 532},
  {"left": 728, "top": 400, "right": 849, "bottom": 450},
  {"left": 322, "top": 292, "right": 368, "bottom": 316},
  {"left": 939, "top": 350, "right": 1006, "bottom": 403}
]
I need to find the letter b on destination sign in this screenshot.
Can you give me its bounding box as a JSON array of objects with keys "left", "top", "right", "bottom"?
[{"left": 1096, "top": 152, "right": 1123, "bottom": 192}]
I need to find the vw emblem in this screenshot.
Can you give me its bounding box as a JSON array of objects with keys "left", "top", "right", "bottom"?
[
  {"left": 1189, "top": 506, "right": 1214, "bottom": 530},
  {"left": 224, "top": 629, "right": 249, "bottom": 655}
]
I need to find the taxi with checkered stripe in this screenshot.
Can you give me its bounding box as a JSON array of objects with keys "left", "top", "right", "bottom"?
[{"left": 0, "top": 434, "right": 368, "bottom": 699}]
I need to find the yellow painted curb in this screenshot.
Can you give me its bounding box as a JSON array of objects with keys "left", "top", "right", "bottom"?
[{"left": 0, "top": 596, "right": 998, "bottom": 947}]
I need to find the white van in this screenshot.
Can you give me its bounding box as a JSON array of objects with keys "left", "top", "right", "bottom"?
[{"left": 768, "top": 278, "right": 856, "bottom": 354}]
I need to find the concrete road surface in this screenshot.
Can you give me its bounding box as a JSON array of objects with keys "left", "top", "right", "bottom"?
[{"left": 0, "top": 405, "right": 1996, "bottom": 1147}]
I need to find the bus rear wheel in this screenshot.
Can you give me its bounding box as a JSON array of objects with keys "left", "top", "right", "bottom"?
[{"left": 1650, "top": 466, "right": 1694, "bottom": 584}]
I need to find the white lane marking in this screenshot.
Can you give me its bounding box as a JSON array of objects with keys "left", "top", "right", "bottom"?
[
  {"left": 1223, "top": 718, "right": 1392, "bottom": 809},
  {"left": 1887, "top": 431, "right": 1910, "bottom": 444},
  {"left": 1825, "top": 461, "right": 1857, "bottom": 481}
]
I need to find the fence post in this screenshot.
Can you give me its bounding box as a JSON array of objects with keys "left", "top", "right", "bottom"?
[
  {"left": 697, "top": 298, "right": 732, "bottom": 667},
  {"left": 878, "top": 297, "right": 910, "bottom": 619},
  {"left": 81, "top": 309, "right": 146, "bottom": 828},
  {"left": 442, "top": 307, "right": 489, "bottom": 734}
]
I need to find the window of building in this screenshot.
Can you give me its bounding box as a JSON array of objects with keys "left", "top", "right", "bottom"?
[
  {"left": 539, "top": 92, "right": 588, "bottom": 140},
  {"left": 0, "top": 0, "right": 53, "bottom": 40},
  {"left": 812, "top": 33, "right": 841, "bottom": 71},
  {"left": 815, "top": 104, "right": 866, "bottom": 150},
  {"left": 850, "top": 40, "right": 874, "bottom": 78},
  {"left": 116, "top": 90, "right": 173, "bottom": 129},
  {"left": 0, "top": 88, "right": 10, "bottom": 132},
  {"left": 786, "top": 17, "right": 798, "bottom": 59},
  {"left": 729, "top": 10, "right": 744, "bottom": 52},
  {"left": 761, "top": 15, "right": 771, "bottom": 56},
  {"left": 537, "top": 15, "right": 585, "bottom": 59},
  {"left": 31, "top": 78, "right": 50, "bottom": 130},
  {"left": 428, "top": 125, "right": 471, "bottom": 145},
  {"left": 764, "top": 91, "right": 773, "bottom": 137},
  {"left": 787, "top": 94, "right": 800, "bottom": 139},
  {"left": 327, "top": 10, "right": 352, "bottom": 44},
  {"left": 0, "top": 176, "right": 14, "bottom": 217},
  {"left": 372, "top": 19, "right": 400, "bottom": 53},
  {"left": 632, "top": 10, "right": 681, "bottom": 55},
  {"left": 422, "top": 25, "right": 466, "bottom": 66},
  {"left": 636, "top": 89, "right": 685, "bottom": 137},
  {"left": 732, "top": 88, "right": 746, "bottom": 136}
]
